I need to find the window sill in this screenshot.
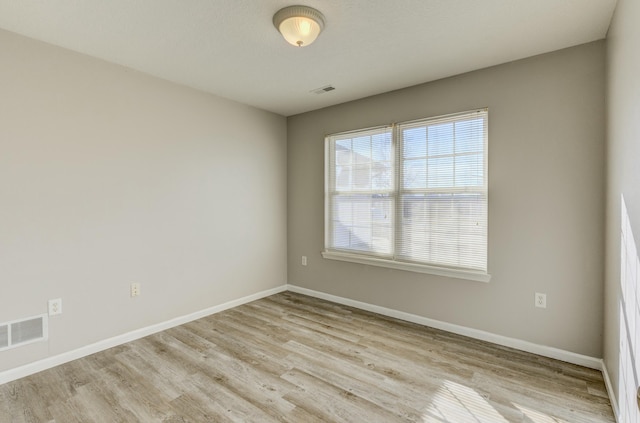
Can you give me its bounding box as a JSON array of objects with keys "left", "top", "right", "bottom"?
[{"left": 321, "top": 251, "right": 491, "bottom": 283}]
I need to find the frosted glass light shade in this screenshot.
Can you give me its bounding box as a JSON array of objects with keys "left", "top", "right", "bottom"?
[
  {"left": 273, "top": 6, "right": 325, "bottom": 47},
  {"left": 278, "top": 16, "right": 321, "bottom": 46}
]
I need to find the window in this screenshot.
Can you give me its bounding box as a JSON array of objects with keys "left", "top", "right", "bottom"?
[{"left": 323, "top": 109, "right": 489, "bottom": 282}]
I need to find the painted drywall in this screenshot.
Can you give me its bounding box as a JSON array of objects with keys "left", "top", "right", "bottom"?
[
  {"left": 604, "top": 0, "right": 640, "bottom": 411},
  {"left": 0, "top": 29, "right": 287, "bottom": 372},
  {"left": 288, "top": 41, "right": 605, "bottom": 357}
]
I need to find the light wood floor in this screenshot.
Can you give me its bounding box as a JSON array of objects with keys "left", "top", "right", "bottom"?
[{"left": 0, "top": 292, "right": 615, "bottom": 422}]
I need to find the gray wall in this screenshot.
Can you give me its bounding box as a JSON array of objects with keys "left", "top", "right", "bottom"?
[
  {"left": 0, "top": 29, "right": 287, "bottom": 372},
  {"left": 604, "top": 0, "right": 640, "bottom": 405},
  {"left": 288, "top": 41, "right": 606, "bottom": 357}
]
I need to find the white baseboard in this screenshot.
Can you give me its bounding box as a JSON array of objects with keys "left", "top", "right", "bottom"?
[
  {"left": 0, "top": 284, "right": 288, "bottom": 385},
  {"left": 286, "top": 284, "right": 602, "bottom": 370},
  {"left": 601, "top": 360, "right": 620, "bottom": 422},
  {"left": 0, "top": 281, "right": 611, "bottom": 408}
]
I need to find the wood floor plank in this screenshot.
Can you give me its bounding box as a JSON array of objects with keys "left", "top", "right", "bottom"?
[
  {"left": 0, "top": 292, "right": 615, "bottom": 422},
  {"left": 282, "top": 345, "right": 427, "bottom": 421},
  {"left": 281, "top": 368, "right": 407, "bottom": 423}
]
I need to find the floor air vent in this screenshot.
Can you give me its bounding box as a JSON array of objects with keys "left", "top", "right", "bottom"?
[{"left": 0, "top": 314, "right": 48, "bottom": 352}]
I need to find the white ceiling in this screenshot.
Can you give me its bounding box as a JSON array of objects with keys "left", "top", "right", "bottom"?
[{"left": 0, "top": 1, "right": 617, "bottom": 116}]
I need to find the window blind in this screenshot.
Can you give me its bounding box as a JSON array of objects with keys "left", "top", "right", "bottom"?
[
  {"left": 397, "top": 111, "right": 487, "bottom": 271},
  {"left": 325, "top": 109, "right": 488, "bottom": 275},
  {"left": 326, "top": 126, "right": 394, "bottom": 257}
]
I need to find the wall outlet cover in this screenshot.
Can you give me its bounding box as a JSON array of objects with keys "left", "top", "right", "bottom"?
[
  {"left": 131, "top": 283, "right": 141, "bottom": 297},
  {"left": 48, "top": 298, "right": 62, "bottom": 316},
  {"left": 535, "top": 293, "right": 547, "bottom": 309}
]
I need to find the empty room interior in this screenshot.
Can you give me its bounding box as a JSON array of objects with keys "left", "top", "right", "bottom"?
[{"left": 0, "top": 0, "right": 638, "bottom": 422}]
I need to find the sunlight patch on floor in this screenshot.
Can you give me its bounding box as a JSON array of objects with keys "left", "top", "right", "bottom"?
[
  {"left": 514, "top": 403, "right": 565, "bottom": 423},
  {"left": 421, "top": 380, "right": 508, "bottom": 423}
]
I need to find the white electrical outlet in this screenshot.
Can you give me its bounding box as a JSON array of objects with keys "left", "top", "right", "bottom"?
[
  {"left": 131, "top": 283, "right": 141, "bottom": 298},
  {"left": 48, "top": 298, "right": 62, "bottom": 316},
  {"left": 535, "top": 293, "right": 547, "bottom": 308},
  {"left": 302, "top": 256, "right": 308, "bottom": 266}
]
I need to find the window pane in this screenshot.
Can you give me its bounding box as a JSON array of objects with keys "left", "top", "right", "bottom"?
[
  {"left": 335, "top": 200, "right": 353, "bottom": 225},
  {"left": 428, "top": 123, "right": 454, "bottom": 156},
  {"left": 372, "top": 161, "right": 392, "bottom": 190},
  {"left": 333, "top": 131, "right": 392, "bottom": 192},
  {"left": 403, "top": 158, "right": 427, "bottom": 189},
  {"left": 336, "top": 165, "right": 352, "bottom": 191},
  {"left": 455, "top": 153, "right": 483, "bottom": 187},
  {"left": 372, "top": 132, "right": 393, "bottom": 190},
  {"left": 331, "top": 194, "right": 392, "bottom": 255},
  {"left": 403, "top": 127, "right": 427, "bottom": 158},
  {"left": 455, "top": 119, "right": 484, "bottom": 153},
  {"left": 336, "top": 139, "right": 352, "bottom": 159},
  {"left": 353, "top": 136, "right": 372, "bottom": 164},
  {"left": 427, "top": 157, "right": 454, "bottom": 188},
  {"left": 398, "top": 193, "right": 487, "bottom": 270},
  {"left": 333, "top": 222, "right": 351, "bottom": 249},
  {"left": 353, "top": 164, "right": 371, "bottom": 189}
]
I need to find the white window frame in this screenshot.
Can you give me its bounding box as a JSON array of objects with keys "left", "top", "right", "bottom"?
[{"left": 323, "top": 109, "right": 490, "bottom": 283}]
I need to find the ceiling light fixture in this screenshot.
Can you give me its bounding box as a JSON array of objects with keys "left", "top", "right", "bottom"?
[{"left": 273, "top": 5, "right": 325, "bottom": 47}]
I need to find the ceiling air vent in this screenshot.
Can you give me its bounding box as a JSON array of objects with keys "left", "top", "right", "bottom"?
[
  {"left": 0, "top": 314, "right": 48, "bottom": 352},
  {"left": 310, "top": 85, "right": 335, "bottom": 95}
]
